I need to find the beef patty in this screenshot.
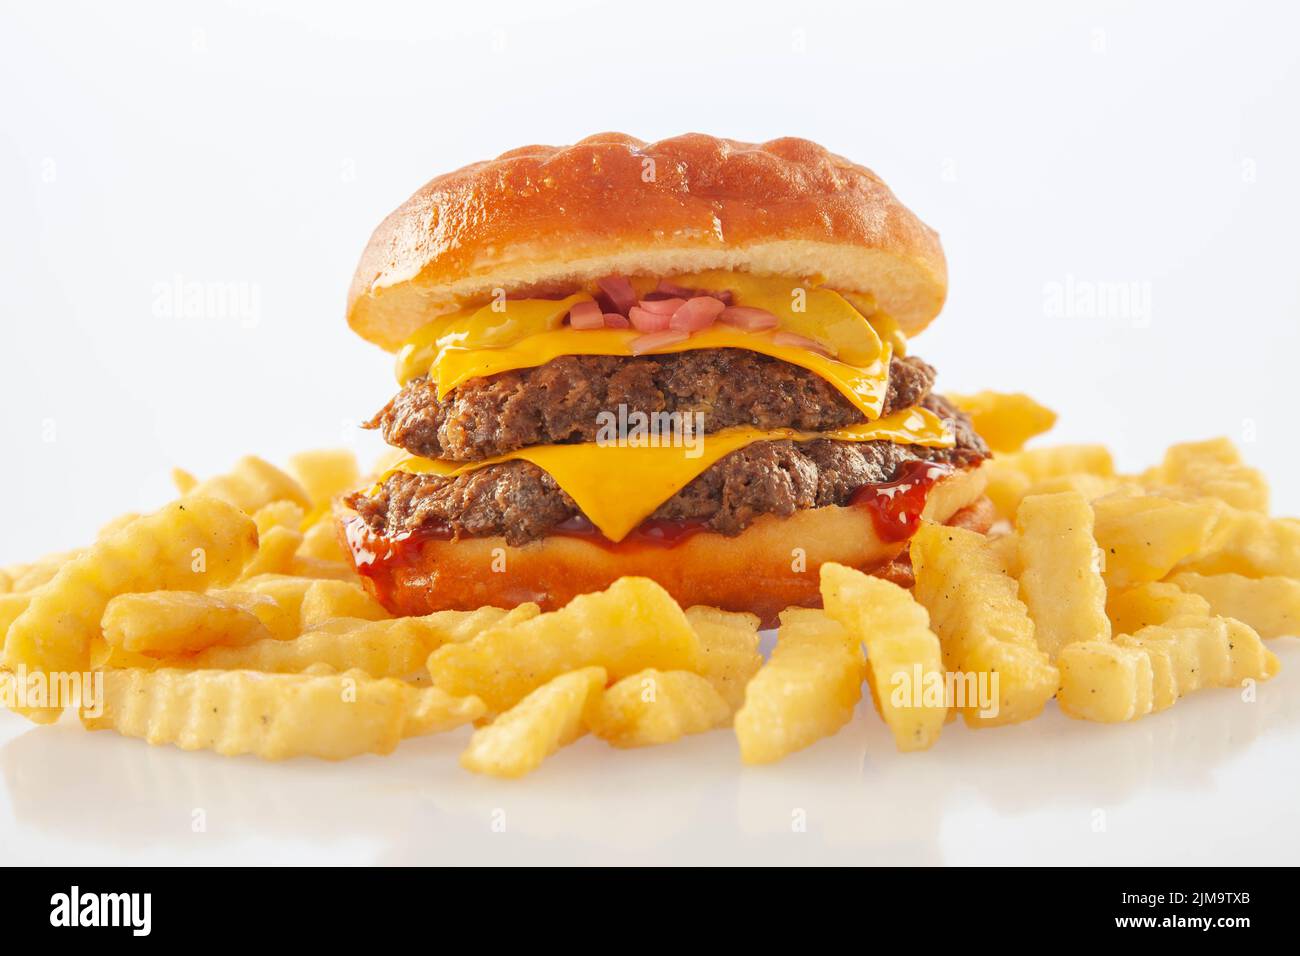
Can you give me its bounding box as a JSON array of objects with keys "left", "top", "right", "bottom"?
[
  {"left": 368, "top": 350, "right": 937, "bottom": 461},
  {"left": 348, "top": 394, "right": 988, "bottom": 546}
]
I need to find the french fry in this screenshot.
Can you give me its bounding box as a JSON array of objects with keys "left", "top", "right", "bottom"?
[
  {"left": 427, "top": 577, "right": 701, "bottom": 714},
  {"left": 298, "top": 579, "right": 389, "bottom": 628},
  {"left": 288, "top": 450, "right": 361, "bottom": 511},
  {"left": 1142, "top": 438, "right": 1269, "bottom": 513},
  {"left": 910, "top": 523, "right": 1059, "bottom": 726},
  {"left": 170, "top": 467, "right": 199, "bottom": 495},
  {"left": 102, "top": 591, "right": 274, "bottom": 655},
  {"left": 589, "top": 669, "right": 731, "bottom": 748},
  {"left": 1061, "top": 615, "right": 1279, "bottom": 723},
  {"left": 1173, "top": 506, "right": 1300, "bottom": 579},
  {"left": 1056, "top": 642, "right": 1155, "bottom": 722},
  {"left": 1015, "top": 491, "right": 1110, "bottom": 658},
  {"left": 81, "top": 667, "right": 483, "bottom": 760},
  {"left": 981, "top": 444, "right": 1116, "bottom": 519},
  {"left": 685, "top": 605, "right": 762, "bottom": 711},
  {"left": 166, "top": 607, "right": 535, "bottom": 677},
  {"left": 1, "top": 593, "right": 32, "bottom": 639},
  {"left": 5, "top": 550, "right": 83, "bottom": 594},
  {"left": 286, "top": 556, "right": 359, "bottom": 582},
  {"left": 252, "top": 500, "right": 306, "bottom": 537},
  {"left": 947, "top": 391, "right": 1057, "bottom": 453},
  {"left": 238, "top": 573, "right": 317, "bottom": 625},
  {"left": 298, "top": 520, "right": 349, "bottom": 563},
  {"left": 4, "top": 497, "right": 258, "bottom": 723},
  {"left": 239, "top": 525, "right": 304, "bottom": 578},
  {"left": 1106, "top": 581, "right": 1211, "bottom": 635},
  {"left": 733, "top": 608, "right": 864, "bottom": 764},
  {"left": 460, "top": 667, "right": 606, "bottom": 778},
  {"left": 97, "top": 512, "right": 143, "bottom": 540},
  {"left": 1092, "top": 495, "right": 1217, "bottom": 589},
  {"left": 1167, "top": 572, "right": 1300, "bottom": 639},
  {"left": 186, "top": 455, "right": 310, "bottom": 514},
  {"left": 820, "top": 563, "right": 946, "bottom": 750}
]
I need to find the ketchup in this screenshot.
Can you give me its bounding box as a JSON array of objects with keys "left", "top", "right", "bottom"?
[{"left": 850, "top": 459, "right": 954, "bottom": 542}]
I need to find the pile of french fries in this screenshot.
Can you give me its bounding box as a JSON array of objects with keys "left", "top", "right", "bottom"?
[{"left": 1, "top": 393, "right": 1295, "bottom": 777}]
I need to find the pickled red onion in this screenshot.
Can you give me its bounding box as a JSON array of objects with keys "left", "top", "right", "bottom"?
[
  {"left": 718, "top": 306, "right": 779, "bottom": 331},
  {"left": 568, "top": 300, "right": 605, "bottom": 330},
  {"left": 669, "top": 295, "right": 725, "bottom": 332}
]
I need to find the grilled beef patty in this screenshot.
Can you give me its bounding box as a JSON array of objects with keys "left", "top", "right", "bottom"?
[
  {"left": 368, "top": 350, "right": 937, "bottom": 462},
  {"left": 348, "top": 394, "right": 988, "bottom": 546}
]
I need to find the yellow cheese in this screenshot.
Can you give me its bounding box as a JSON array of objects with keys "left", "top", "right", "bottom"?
[
  {"left": 430, "top": 326, "right": 894, "bottom": 419},
  {"left": 396, "top": 293, "right": 592, "bottom": 382},
  {"left": 381, "top": 407, "right": 954, "bottom": 543},
  {"left": 669, "top": 271, "right": 882, "bottom": 365}
]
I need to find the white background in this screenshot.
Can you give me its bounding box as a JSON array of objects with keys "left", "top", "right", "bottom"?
[{"left": 1, "top": 0, "right": 1297, "bottom": 865}]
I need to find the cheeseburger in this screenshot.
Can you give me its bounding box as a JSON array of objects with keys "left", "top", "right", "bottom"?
[{"left": 340, "top": 133, "right": 991, "bottom": 626}]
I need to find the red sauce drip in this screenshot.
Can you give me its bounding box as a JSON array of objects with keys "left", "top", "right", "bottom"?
[{"left": 850, "top": 459, "right": 954, "bottom": 543}]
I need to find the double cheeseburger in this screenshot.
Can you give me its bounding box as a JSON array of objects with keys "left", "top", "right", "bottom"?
[{"left": 340, "top": 133, "right": 991, "bottom": 626}]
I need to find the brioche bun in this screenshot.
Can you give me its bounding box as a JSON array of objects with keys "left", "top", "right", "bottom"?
[
  {"left": 346, "top": 467, "right": 987, "bottom": 629},
  {"left": 348, "top": 133, "right": 947, "bottom": 351}
]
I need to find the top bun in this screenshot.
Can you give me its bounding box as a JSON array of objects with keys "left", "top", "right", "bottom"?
[{"left": 348, "top": 133, "right": 947, "bottom": 351}]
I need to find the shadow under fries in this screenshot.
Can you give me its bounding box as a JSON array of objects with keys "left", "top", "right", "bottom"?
[{"left": 2, "top": 641, "right": 1296, "bottom": 865}]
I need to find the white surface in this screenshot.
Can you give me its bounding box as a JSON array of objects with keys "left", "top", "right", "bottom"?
[
  {"left": 4, "top": 645, "right": 1298, "bottom": 866},
  {"left": 2, "top": 0, "right": 1298, "bottom": 866}
]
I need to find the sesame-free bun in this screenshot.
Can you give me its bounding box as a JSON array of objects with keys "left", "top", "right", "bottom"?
[
  {"left": 348, "top": 133, "right": 948, "bottom": 351},
  {"left": 343, "top": 468, "right": 988, "bottom": 629}
]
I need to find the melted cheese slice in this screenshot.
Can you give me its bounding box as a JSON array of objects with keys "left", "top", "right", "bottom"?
[
  {"left": 431, "top": 327, "right": 894, "bottom": 419},
  {"left": 382, "top": 407, "right": 953, "bottom": 543}
]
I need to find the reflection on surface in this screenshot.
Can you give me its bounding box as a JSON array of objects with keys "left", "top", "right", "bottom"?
[{"left": 2, "top": 643, "right": 1297, "bottom": 865}]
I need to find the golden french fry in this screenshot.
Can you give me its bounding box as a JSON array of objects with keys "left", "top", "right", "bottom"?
[
  {"left": 911, "top": 523, "right": 1058, "bottom": 726},
  {"left": 1063, "top": 615, "right": 1279, "bottom": 724},
  {"left": 298, "top": 579, "right": 389, "bottom": 628},
  {"left": 286, "top": 556, "right": 359, "bottom": 582},
  {"left": 980, "top": 444, "right": 1116, "bottom": 520},
  {"left": 238, "top": 573, "right": 317, "bottom": 624},
  {"left": 6, "top": 550, "right": 83, "bottom": 594},
  {"left": 1056, "top": 642, "right": 1154, "bottom": 723},
  {"left": 460, "top": 667, "right": 606, "bottom": 778},
  {"left": 1, "top": 593, "right": 32, "bottom": 639},
  {"left": 288, "top": 450, "right": 361, "bottom": 511},
  {"left": 1167, "top": 572, "right": 1300, "bottom": 639},
  {"left": 1142, "top": 438, "right": 1269, "bottom": 513},
  {"left": 81, "top": 667, "right": 483, "bottom": 760},
  {"left": 240, "top": 525, "right": 304, "bottom": 578},
  {"left": 428, "top": 577, "right": 701, "bottom": 715},
  {"left": 171, "top": 467, "right": 199, "bottom": 495},
  {"left": 947, "top": 391, "right": 1057, "bottom": 453},
  {"left": 684, "top": 605, "right": 762, "bottom": 711},
  {"left": 97, "top": 512, "right": 142, "bottom": 540},
  {"left": 1015, "top": 491, "right": 1110, "bottom": 658},
  {"left": 102, "top": 591, "right": 274, "bottom": 655},
  {"left": 1092, "top": 495, "right": 1217, "bottom": 589},
  {"left": 298, "top": 520, "right": 349, "bottom": 563},
  {"left": 1174, "top": 506, "right": 1300, "bottom": 578},
  {"left": 733, "top": 608, "right": 864, "bottom": 764},
  {"left": 589, "top": 669, "right": 731, "bottom": 748},
  {"left": 172, "top": 607, "right": 534, "bottom": 677},
  {"left": 1106, "top": 581, "right": 1211, "bottom": 635},
  {"left": 820, "top": 563, "right": 945, "bottom": 750},
  {"left": 252, "top": 500, "right": 306, "bottom": 537},
  {"left": 186, "top": 455, "right": 310, "bottom": 514},
  {"left": 4, "top": 497, "right": 258, "bottom": 723}
]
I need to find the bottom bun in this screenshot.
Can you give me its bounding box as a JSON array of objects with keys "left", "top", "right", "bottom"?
[{"left": 345, "top": 465, "right": 989, "bottom": 629}]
